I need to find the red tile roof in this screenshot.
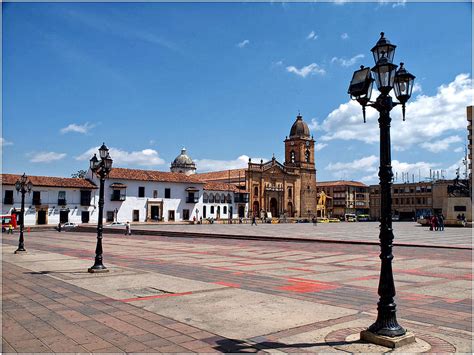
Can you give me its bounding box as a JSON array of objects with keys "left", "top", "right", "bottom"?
[
  {"left": 203, "top": 182, "right": 240, "bottom": 192},
  {"left": 196, "top": 168, "right": 247, "bottom": 182},
  {"left": 317, "top": 180, "right": 368, "bottom": 188},
  {"left": 108, "top": 168, "right": 204, "bottom": 184},
  {"left": 1, "top": 174, "right": 97, "bottom": 189}
]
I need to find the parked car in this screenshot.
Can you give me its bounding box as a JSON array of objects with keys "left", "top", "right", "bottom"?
[
  {"left": 62, "top": 222, "right": 78, "bottom": 229},
  {"left": 392, "top": 215, "right": 400, "bottom": 221},
  {"left": 317, "top": 218, "right": 329, "bottom": 223},
  {"left": 357, "top": 214, "right": 370, "bottom": 222},
  {"left": 328, "top": 218, "right": 340, "bottom": 223},
  {"left": 105, "top": 221, "right": 126, "bottom": 227}
]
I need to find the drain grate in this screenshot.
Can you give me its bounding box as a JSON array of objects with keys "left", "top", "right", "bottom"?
[{"left": 117, "top": 287, "right": 173, "bottom": 298}]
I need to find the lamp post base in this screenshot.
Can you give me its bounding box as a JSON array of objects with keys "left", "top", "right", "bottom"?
[
  {"left": 88, "top": 265, "right": 109, "bottom": 273},
  {"left": 360, "top": 329, "right": 416, "bottom": 349},
  {"left": 14, "top": 249, "right": 27, "bottom": 254}
]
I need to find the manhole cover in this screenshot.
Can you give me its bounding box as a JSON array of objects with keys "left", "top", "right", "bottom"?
[{"left": 117, "top": 287, "right": 173, "bottom": 298}]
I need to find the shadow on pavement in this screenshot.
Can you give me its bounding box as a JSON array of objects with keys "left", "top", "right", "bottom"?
[{"left": 214, "top": 338, "right": 364, "bottom": 353}]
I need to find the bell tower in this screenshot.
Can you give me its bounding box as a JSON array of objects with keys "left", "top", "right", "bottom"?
[{"left": 284, "top": 114, "right": 317, "bottom": 217}]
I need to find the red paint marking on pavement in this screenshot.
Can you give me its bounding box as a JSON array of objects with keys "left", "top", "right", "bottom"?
[
  {"left": 278, "top": 279, "right": 338, "bottom": 293},
  {"left": 214, "top": 281, "right": 240, "bottom": 288},
  {"left": 398, "top": 292, "right": 432, "bottom": 301},
  {"left": 443, "top": 298, "right": 462, "bottom": 303},
  {"left": 351, "top": 275, "right": 379, "bottom": 281},
  {"left": 120, "top": 291, "right": 193, "bottom": 303}
]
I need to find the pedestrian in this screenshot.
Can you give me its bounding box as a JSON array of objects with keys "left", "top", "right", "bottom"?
[
  {"left": 7, "top": 224, "right": 13, "bottom": 234},
  {"left": 434, "top": 215, "right": 439, "bottom": 231},
  {"left": 57, "top": 222, "right": 62, "bottom": 233},
  {"left": 251, "top": 215, "right": 257, "bottom": 226},
  {"left": 438, "top": 214, "right": 444, "bottom": 231},
  {"left": 461, "top": 213, "right": 466, "bottom": 227},
  {"left": 125, "top": 221, "right": 132, "bottom": 236},
  {"left": 429, "top": 215, "right": 435, "bottom": 231}
]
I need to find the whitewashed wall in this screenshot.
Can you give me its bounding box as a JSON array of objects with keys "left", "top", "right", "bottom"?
[{"left": 2, "top": 186, "right": 96, "bottom": 226}]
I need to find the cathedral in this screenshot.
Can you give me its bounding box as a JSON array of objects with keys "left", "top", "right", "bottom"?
[{"left": 194, "top": 114, "right": 318, "bottom": 218}]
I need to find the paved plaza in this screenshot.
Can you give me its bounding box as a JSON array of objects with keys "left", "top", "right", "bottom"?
[
  {"left": 124, "top": 221, "right": 472, "bottom": 248},
  {"left": 2, "top": 224, "right": 472, "bottom": 353}
]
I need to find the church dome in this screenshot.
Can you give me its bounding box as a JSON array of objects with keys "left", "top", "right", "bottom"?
[
  {"left": 170, "top": 148, "right": 196, "bottom": 175},
  {"left": 289, "top": 114, "right": 310, "bottom": 139}
]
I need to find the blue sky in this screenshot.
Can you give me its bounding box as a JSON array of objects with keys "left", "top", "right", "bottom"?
[{"left": 2, "top": 1, "right": 472, "bottom": 183}]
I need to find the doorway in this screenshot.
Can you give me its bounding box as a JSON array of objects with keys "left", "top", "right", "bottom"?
[
  {"left": 81, "top": 211, "right": 90, "bottom": 223},
  {"left": 132, "top": 210, "right": 139, "bottom": 222},
  {"left": 238, "top": 205, "right": 245, "bottom": 218},
  {"left": 37, "top": 210, "right": 47, "bottom": 225},
  {"left": 287, "top": 202, "right": 293, "bottom": 217},
  {"left": 203, "top": 206, "right": 207, "bottom": 218},
  {"left": 168, "top": 210, "right": 175, "bottom": 221},
  {"left": 252, "top": 201, "right": 260, "bottom": 217},
  {"left": 59, "top": 210, "right": 69, "bottom": 224},
  {"left": 151, "top": 206, "right": 160, "bottom": 221},
  {"left": 270, "top": 198, "right": 278, "bottom": 218}
]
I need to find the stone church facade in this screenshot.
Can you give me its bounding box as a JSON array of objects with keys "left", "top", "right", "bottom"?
[
  {"left": 196, "top": 114, "right": 317, "bottom": 218},
  {"left": 246, "top": 114, "right": 317, "bottom": 218}
]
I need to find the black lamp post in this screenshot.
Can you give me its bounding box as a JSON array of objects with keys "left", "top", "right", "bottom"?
[
  {"left": 348, "top": 33, "right": 416, "bottom": 341},
  {"left": 88, "top": 143, "right": 113, "bottom": 273},
  {"left": 14, "top": 173, "right": 32, "bottom": 254}
]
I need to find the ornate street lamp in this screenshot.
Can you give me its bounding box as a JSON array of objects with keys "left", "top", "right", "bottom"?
[
  {"left": 88, "top": 143, "right": 113, "bottom": 273},
  {"left": 348, "top": 32, "right": 416, "bottom": 346},
  {"left": 14, "top": 173, "right": 32, "bottom": 254}
]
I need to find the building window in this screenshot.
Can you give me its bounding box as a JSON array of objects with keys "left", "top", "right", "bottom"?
[
  {"left": 165, "top": 188, "right": 171, "bottom": 198},
  {"left": 254, "top": 186, "right": 258, "bottom": 196},
  {"left": 58, "top": 191, "right": 66, "bottom": 205},
  {"left": 209, "top": 193, "right": 215, "bottom": 203},
  {"left": 215, "top": 194, "right": 220, "bottom": 203},
  {"left": 227, "top": 193, "right": 232, "bottom": 203},
  {"left": 305, "top": 149, "right": 310, "bottom": 163},
  {"left": 288, "top": 187, "right": 292, "bottom": 198},
  {"left": 33, "top": 191, "right": 41, "bottom": 205},
  {"left": 138, "top": 186, "right": 145, "bottom": 198},
  {"left": 223, "top": 206, "right": 227, "bottom": 214},
  {"left": 106, "top": 211, "right": 114, "bottom": 222},
  {"left": 210, "top": 206, "right": 215, "bottom": 214},
  {"left": 290, "top": 150, "right": 295, "bottom": 163},
  {"left": 454, "top": 206, "right": 467, "bottom": 212},
  {"left": 153, "top": 190, "right": 158, "bottom": 198},
  {"left": 80, "top": 190, "right": 91, "bottom": 206},
  {"left": 4, "top": 190, "right": 13, "bottom": 204},
  {"left": 203, "top": 193, "right": 209, "bottom": 203},
  {"left": 111, "top": 189, "right": 126, "bottom": 201}
]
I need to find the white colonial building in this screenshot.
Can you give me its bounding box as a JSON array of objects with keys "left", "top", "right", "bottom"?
[
  {"left": 1, "top": 174, "right": 97, "bottom": 226},
  {"left": 88, "top": 167, "right": 205, "bottom": 223}
]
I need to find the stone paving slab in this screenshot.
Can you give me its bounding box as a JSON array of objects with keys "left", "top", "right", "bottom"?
[{"left": 2, "top": 229, "right": 472, "bottom": 353}]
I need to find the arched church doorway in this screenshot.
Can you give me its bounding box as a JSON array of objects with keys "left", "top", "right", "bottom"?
[
  {"left": 270, "top": 198, "right": 278, "bottom": 217},
  {"left": 253, "top": 201, "right": 259, "bottom": 217}
]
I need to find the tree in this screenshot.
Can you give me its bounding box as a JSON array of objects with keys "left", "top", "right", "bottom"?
[{"left": 71, "top": 169, "right": 87, "bottom": 178}]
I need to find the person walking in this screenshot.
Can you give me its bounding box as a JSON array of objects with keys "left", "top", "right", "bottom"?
[
  {"left": 57, "top": 222, "right": 62, "bottom": 233},
  {"left": 7, "top": 224, "right": 13, "bottom": 234},
  {"left": 434, "top": 215, "right": 439, "bottom": 231},
  {"left": 438, "top": 214, "right": 444, "bottom": 231},
  {"left": 125, "top": 221, "right": 132, "bottom": 236},
  {"left": 429, "top": 215, "right": 435, "bottom": 231},
  {"left": 251, "top": 215, "right": 257, "bottom": 226}
]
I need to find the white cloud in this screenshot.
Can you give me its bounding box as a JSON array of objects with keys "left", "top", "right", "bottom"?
[
  {"left": 315, "top": 143, "right": 327, "bottom": 151},
  {"left": 286, "top": 63, "right": 326, "bottom": 78},
  {"left": 271, "top": 60, "right": 284, "bottom": 68},
  {"left": 341, "top": 33, "right": 349, "bottom": 40},
  {"left": 29, "top": 151, "right": 67, "bottom": 163},
  {"left": 60, "top": 122, "right": 95, "bottom": 134},
  {"left": 1, "top": 138, "right": 13, "bottom": 146},
  {"left": 327, "top": 155, "right": 441, "bottom": 184},
  {"left": 319, "top": 74, "right": 474, "bottom": 152},
  {"left": 326, "top": 155, "right": 378, "bottom": 174},
  {"left": 453, "top": 147, "right": 464, "bottom": 153},
  {"left": 420, "top": 135, "right": 463, "bottom": 153},
  {"left": 76, "top": 146, "right": 165, "bottom": 166},
  {"left": 195, "top": 155, "right": 264, "bottom": 172},
  {"left": 392, "top": 0, "right": 407, "bottom": 8},
  {"left": 308, "top": 118, "right": 320, "bottom": 131},
  {"left": 306, "top": 31, "right": 318, "bottom": 40},
  {"left": 331, "top": 54, "right": 364, "bottom": 67},
  {"left": 237, "top": 39, "right": 250, "bottom": 48}
]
